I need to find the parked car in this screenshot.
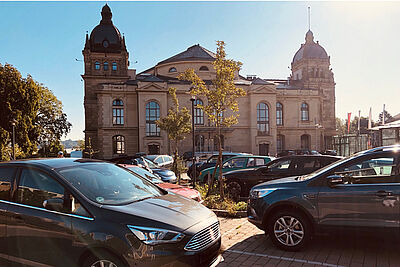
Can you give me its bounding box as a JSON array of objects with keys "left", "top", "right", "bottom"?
[
  {"left": 0, "top": 158, "right": 222, "bottom": 266},
  {"left": 110, "top": 155, "right": 177, "bottom": 183},
  {"left": 188, "top": 152, "right": 251, "bottom": 179},
  {"left": 121, "top": 164, "right": 203, "bottom": 203},
  {"left": 247, "top": 145, "right": 400, "bottom": 251},
  {"left": 198, "top": 155, "right": 273, "bottom": 183},
  {"left": 146, "top": 155, "right": 174, "bottom": 168},
  {"left": 224, "top": 155, "right": 342, "bottom": 200}
]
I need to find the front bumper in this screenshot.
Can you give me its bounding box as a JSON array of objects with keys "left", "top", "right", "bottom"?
[{"left": 124, "top": 237, "right": 222, "bottom": 267}]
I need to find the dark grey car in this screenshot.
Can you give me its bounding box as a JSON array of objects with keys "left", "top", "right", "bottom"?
[
  {"left": 0, "top": 158, "right": 221, "bottom": 266},
  {"left": 248, "top": 145, "right": 400, "bottom": 251}
]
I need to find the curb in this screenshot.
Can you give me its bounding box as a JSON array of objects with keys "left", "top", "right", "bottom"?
[{"left": 212, "top": 209, "right": 247, "bottom": 218}]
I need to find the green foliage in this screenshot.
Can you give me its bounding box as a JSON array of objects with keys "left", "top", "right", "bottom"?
[
  {"left": 156, "top": 87, "right": 191, "bottom": 142},
  {"left": 379, "top": 110, "right": 393, "bottom": 125},
  {"left": 156, "top": 87, "right": 191, "bottom": 183},
  {"left": 196, "top": 184, "right": 247, "bottom": 216},
  {"left": 0, "top": 63, "right": 71, "bottom": 161},
  {"left": 76, "top": 140, "right": 85, "bottom": 150},
  {"left": 37, "top": 140, "right": 64, "bottom": 157},
  {"left": 179, "top": 41, "right": 246, "bottom": 199}
]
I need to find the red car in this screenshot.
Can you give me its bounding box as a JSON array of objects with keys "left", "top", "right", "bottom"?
[{"left": 119, "top": 164, "right": 203, "bottom": 203}]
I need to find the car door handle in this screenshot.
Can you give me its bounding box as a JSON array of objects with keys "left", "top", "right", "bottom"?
[{"left": 376, "top": 191, "right": 393, "bottom": 197}]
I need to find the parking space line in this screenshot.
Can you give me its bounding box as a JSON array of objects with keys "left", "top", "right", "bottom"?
[{"left": 224, "top": 249, "right": 347, "bottom": 267}]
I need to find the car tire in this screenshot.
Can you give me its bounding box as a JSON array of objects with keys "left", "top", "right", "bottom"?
[
  {"left": 267, "top": 210, "right": 311, "bottom": 251},
  {"left": 82, "top": 250, "right": 125, "bottom": 267},
  {"left": 227, "top": 181, "right": 242, "bottom": 201}
]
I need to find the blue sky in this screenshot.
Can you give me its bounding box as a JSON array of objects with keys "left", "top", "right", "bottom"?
[{"left": 1, "top": 1, "right": 400, "bottom": 140}]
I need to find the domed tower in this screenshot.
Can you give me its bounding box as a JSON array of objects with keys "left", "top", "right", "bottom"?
[
  {"left": 82, "top": 4, "right": 130, "bottom": 158},
  {"left": 291, "top": 29, "right": 336, "bottom": 148}
]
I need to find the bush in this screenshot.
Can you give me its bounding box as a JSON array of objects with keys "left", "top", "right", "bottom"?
[{"left": 195, "top": 184, "right": 247, "bottom": 216}]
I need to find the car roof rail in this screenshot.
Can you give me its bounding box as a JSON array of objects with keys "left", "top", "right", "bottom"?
[{"left": 357, "top": 145, "right": 400, "bottom": 156}]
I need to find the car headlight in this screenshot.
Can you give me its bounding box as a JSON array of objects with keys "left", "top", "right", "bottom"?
[
  {"left": 128, "top": 225, "right": 185, "bottom": 245},
  {"left": 249, "top": 188, "right": 277, "bottom": 199}
]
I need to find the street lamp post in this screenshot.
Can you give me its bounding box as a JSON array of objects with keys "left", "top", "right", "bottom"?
[
  {"left": 190, "top": 96, "right": 196, "bottom": 187},
  {"left": 11, "top": 121, "right": 16, "bottom": 160}
]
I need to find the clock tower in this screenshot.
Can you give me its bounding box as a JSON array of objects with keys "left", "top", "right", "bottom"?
[{"left": 82, "top": 4, "right": 130, "bottom": 157}]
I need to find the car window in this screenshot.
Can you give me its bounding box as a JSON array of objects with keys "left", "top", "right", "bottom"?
[
  {"left": 58, "top": 163, "right": 163, "bottom": 205},
  {"left": 301, "top": 158, "right": 320, "bottom": 172},
  {"left": 0, "top": 167, "right": 16, "bottom": 201},
  {"left": 269, "top": 159, "right": 292, "bottom": 171},
  {"left": 16, "top": 168, "right": 64, "bottom": 208},
  {"left": 163, "top": 156, "right": 171, "bottom": 163},
  {"left": 256, "top": 158, "right": 266, "bottom": 166},
  {"left": 247, "top": 158, "right": 256, "bottom": 167},
  {"left": 128, "top": 167, "right": 162, "bottom": 184},
  {"left": 334, "top": 156, "right": 398, "bottom": 184},
  {"left": 208, "top": 155, "right": 219, "bottom": 163},
  {"left": 223, "top": 158, "right": 246, "bottom": 168},
  {"left": 154, "top": 157, "right": 163, "bottom": 164}
]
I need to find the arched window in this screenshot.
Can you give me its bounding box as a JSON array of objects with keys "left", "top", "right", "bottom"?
[
  {"left": 301, "top": 103, "right": 309, "bottom": 121},
  {"left": 301, "top": 134, "right": 311, "bottom": 150},
  {"left": 104, "top": 62, "right": 109, "bottom": 71},
  {"left": 214, "top": 134, "right": 224, "bottom": 151},
  {"left": 276, "top": 102, "right": 283, "bottom": 126},
  {"left": 199, "top": 66, "right": 209, "bottom": 71},
  {"left": 146, "top": 101, "right": 160, "bottom": 136},
  {"left": 194, "top": 99, "right": 204, "bottom": 125},
  {"left": 113, "top": 135, "right": 125, "bottom": 154},
  {"left": 257, "top": 102, "right": 269, "bottom": 134},
  {"left": 112, "top": 99, "right": 124, "bottom": 125},
  {"left": 277, "top": 134, "right": 285, "bottom": 153},
  {"left": 112, "top": 62, "right": 117, "bottom": 71},
  {"left": 195, "top": 134, "right": 204, "bottom": 152},
  {"left": 95, "top": 61, "right": 100, "bottom": 70},
  {"left": 168, "top": 67, "right": 177, "bottom": 73}
]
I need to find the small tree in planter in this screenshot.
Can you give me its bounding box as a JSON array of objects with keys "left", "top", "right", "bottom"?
[
  {"left": 179, "top": 41, "right": 246, "bottom": 199},
  {"left": 156, "top": 87, "right": 191, "bottom": 184}
]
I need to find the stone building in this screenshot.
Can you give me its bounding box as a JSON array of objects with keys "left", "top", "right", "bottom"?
[{"left": 82, "top": 4, "right": 336, "bottom": 159}]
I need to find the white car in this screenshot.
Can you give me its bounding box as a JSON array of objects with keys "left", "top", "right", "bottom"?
[{"left": 146, "top": 155, "right": 174, "bottom": 167}]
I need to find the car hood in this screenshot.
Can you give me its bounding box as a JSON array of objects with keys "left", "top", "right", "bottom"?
[
  {"left": 253, "top": 176, "right": 301, "bottom": 189},
  {"left": 102, "top": 193, "right": 214, "bottom": 233}
]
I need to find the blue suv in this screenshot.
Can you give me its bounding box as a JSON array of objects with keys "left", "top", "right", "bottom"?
[{"left": 248, "top": 145, "right": 400, "bottom": 251}]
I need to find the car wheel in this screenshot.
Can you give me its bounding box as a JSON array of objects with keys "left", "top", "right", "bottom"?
[
  {"left": 227, "top": 181, "right": 242, "bottom": 201},
  {"left": 83, "top": 251, "right": 125, "bottom": 267},
  {"left": 268, "top": 210, "right": 311, "bottom": 251}
]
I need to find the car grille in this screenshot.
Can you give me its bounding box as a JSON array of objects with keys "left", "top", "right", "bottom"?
[{"left": 185, "top": 221, "right": 220, "bottom": 251}]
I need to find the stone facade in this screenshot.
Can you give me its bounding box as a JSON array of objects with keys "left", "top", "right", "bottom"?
[{"left": 82, "top": 5, "right": 336, "bottom": 159}]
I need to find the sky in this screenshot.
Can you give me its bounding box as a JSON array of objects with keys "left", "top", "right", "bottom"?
[{"left": 1, "top": 1, "right": 400, "bottom": 140}]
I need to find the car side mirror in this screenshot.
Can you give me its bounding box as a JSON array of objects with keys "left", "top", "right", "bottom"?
[
  {"left": 43, "top": 197, "right": 65, "bottom": 212},
  {"left": 327, "top": 174, "right": 344, "bottom": 187}
]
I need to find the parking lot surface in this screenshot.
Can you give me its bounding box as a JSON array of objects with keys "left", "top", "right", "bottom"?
[{"left": 217, "top": 217, "right": 400, "bottom": 267}]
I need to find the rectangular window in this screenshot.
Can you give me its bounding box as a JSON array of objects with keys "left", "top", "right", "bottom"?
[
  {"left": 113, "top": 108, "right": 124, "bottom": 125},
  {"left": 16, "top": 168, "right": 64, "bottom": 209}
]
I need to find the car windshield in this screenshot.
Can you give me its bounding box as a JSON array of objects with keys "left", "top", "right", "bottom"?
[
  {"left": 297, "top": 156, "right": 349, "bottom": 181},
  {"left": 146, "top": 155, "right": 157, "bottom": 161},
  {"left": 143, "top": 158, "right": 159, "bottom": 168},
  {"left": 127, "top": 167, "right": 163, "bottom": 184},
  {"left": 58, "top": 163, "right": 163, "bottom": 205}
]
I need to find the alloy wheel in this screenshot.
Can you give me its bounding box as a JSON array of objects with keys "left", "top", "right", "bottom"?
[
  {"left": 90, "top": 260, "right": 118, "bottom": 267},
  {"left": 273, "top": 215, "right": 304, "bottom": 247}
]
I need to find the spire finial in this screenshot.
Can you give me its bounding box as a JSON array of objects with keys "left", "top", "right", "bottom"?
[{"left": 308, "top": 6, "right": 311, "bottom": 31}]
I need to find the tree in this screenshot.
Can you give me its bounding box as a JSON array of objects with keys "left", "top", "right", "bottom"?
[
  {"left": 378, "top": 110, "right": 393, "bottom": 125},
  {"left": 336, "top": 117, "right": 346, "bottom": 136},
  {"left": 156, "top": 87, "right": 191, "bottom": 184},
  {"left": 179, "top": 41, "right": 246, "bottom": 199},
  {"left": 0, "top": 63, "right": 71, "bottom": 161}
]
